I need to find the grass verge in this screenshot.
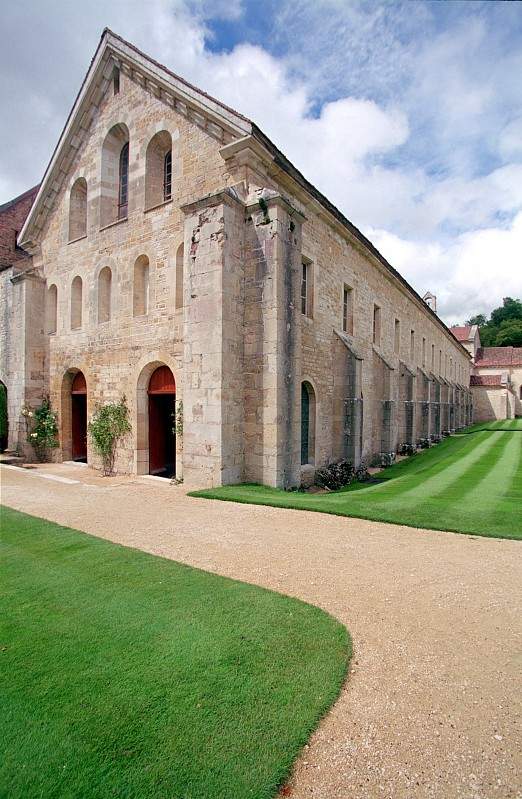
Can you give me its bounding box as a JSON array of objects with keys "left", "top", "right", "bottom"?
[
  {"left": 0, "top": 507, "right": 350, "bottom": 799},
  {"left": 190, "top": 419, "right": 522, "bottom": 540}
]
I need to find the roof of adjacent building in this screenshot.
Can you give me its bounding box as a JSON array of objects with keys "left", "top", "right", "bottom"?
[
  {"left": 475, "top": 347, "right": 522, "bottom": 367},
  {"left": 470, "top": 374, "right": 505, "bottom": 387},
  {"left": 0, "top": 185, "right": 39, "bottom": 216},
  {"left": 450, "top": 324, "right": 480, "bottom": 343}
]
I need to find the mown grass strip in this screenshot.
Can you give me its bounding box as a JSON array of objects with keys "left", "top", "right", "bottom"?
[
  {"left": 0, "top": 507, "right": 350, "bottom": 799},
  {"left": 190, "top": 421, "right": 522, "bottom": 539}
]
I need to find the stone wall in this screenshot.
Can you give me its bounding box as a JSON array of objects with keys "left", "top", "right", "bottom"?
[{"left": 10, "top": 52, "right": 472, "bottom": 484}]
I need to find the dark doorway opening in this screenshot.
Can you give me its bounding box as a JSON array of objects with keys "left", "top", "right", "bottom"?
[
  {"left": 148, "top": 365, "right": 176, "bottom": 477},
  {"left": 0, "top": 380, "right": 8, "bottom": 453},
  {"left": 71, "top": 372, "right": 87, "bottom": 462}
]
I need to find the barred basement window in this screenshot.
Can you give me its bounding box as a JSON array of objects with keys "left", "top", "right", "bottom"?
[{"left": 118, "top": 142, "right": 129, "bottom": 219}]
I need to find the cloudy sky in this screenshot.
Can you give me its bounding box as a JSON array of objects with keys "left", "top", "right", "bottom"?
[{"left": 2, "top": 0, "right": 521, "bottom": 323}]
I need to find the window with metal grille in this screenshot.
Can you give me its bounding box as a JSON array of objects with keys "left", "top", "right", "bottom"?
[
  {"left": 164, "top": 150, "right": 172, "bottom": 201},
  {"left": 118, "top": 142, "right": 129, "bottom": 219}
]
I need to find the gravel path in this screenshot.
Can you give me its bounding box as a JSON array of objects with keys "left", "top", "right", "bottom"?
[{"left": 1, "top": 463, "right": 521, "bottom": 799}]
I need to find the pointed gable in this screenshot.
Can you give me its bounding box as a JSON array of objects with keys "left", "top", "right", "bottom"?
[{"left": 18, "top": 29, "right": 252, "bottom": 252}]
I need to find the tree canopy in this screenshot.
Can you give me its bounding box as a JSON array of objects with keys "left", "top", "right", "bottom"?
[{"left": 465, "top": 297, "right": 522, "bottom": 347}]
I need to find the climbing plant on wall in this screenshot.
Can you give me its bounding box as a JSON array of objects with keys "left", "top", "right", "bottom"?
[{"left": 88, "top": 396, "right": 131, "bottom": 476}]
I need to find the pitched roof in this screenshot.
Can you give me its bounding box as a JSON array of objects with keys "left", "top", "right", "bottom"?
[
  {"left": 450, "top": 325, "right": 472, "bottom": 342},
  {"left": 475, "top": 347, "right": 522, "bottom": 367},
  {"left": 18, "top": 28, "right": 471, "bottom": 358},
  {"left": 470, "top": 374, "right": 504, "bottom": 387},
  {"left": 0, "top": 185, "right": 39, "bottom": 215}
]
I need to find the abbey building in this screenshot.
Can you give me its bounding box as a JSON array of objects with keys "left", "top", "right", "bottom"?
[{"left": 0, "top": 29, "right": 473, "bottom": 487}]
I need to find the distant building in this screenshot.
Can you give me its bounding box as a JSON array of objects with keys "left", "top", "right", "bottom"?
[{"left": 451, "top": 326, "right": 521, "bottom": 421}]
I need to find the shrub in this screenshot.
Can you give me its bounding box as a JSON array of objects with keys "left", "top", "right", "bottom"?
[
  {"left": 315, "top": 460, "right": 355, "bottom": 490},
  {"left": 355, "top": 461, "right": 370, "bottom": 482},
  {"left": 22, "top": 398, "right": 58, "bottom": 461},
  {"left": 380, "top": 452, "right": 396, "bottom": 468},
  {"left": 398, "top": 443, "right": 417, "bottom": 456},
  {"left": 88, "top": 396, "right": 131, "bottom": 476}
]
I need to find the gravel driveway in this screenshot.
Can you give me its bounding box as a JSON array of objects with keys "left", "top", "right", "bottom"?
[{"left": 1, "top": 463, "right": 521, "bottom": 799}]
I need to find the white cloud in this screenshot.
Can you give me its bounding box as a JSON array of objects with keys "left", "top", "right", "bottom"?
[
  {"left": 369, "top": 213, "right": 522, "bottom": 324},
  {"left": 1, "top": 0, "right": 521, "bottom": 322}
]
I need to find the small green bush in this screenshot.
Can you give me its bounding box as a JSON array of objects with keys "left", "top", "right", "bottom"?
[
  {"left": 88, "top": 396, "right": 131, "bottom": 476},
  {"left": 23, "top": 398, "right": 58, "bottom": 461},
  {"left": 315, "top": 460, "right": 355, "bottom": 490}
]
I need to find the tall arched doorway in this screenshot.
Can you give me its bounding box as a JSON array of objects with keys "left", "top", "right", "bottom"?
[
  {"left": 71, "top": 371, "right": 87, "bottom": 462},
  {"left": 147, "top": 365, "right": 176, "bottom": 477}
]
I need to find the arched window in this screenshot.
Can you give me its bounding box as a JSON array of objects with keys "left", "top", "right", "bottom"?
[
  {"left": 71, "top": 276, "right": 83, "bottom": 330},
  {"left": 118, "top": 142, "right": 129, "bottom": 219},
  {"left": 47, "top": 284, "right": 57, "bottom": 334},
  {"left": 98, "top": 267, "right": 112, "bottom": 323},
  {"left": 145, "top": 131, "right": 173, "bottom": 209},
  {"left": 68, "top": 178, "right": 87, "bottom": 241},
  {"left": 133, "top": 255, "right": 150, "bottom": 316},
  {"left": 301, "top": 381, "right": 316, "bottom": 465},
  {"left": 164, "top": 150, "right": 172, "bottom": 201},
  {"left": 100, "top": 123, "right": 129, "bottom": 227},
  {"left": 520, "top": 386, "right": 522, "bottom": 400},
  {"left": 175, "top": 242, "right": 184, "bottom": 310}
]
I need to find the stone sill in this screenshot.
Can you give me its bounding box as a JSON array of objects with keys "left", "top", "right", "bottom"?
[
  {"left": 99, "top": 216, "right": 128, "bottom": 232},
  {"left": 144, "top": 197, "right": 172, "bottom": 214},
  {"left": 67, "top": 234, "right": 87, "bottom": 245}
]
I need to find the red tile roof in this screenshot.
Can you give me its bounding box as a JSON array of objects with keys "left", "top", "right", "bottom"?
[
  {"left": 450, "top": 325, "right": 472, "bottom": 342},
  {"left": 470, "top": 374, "right": 504, "bottom": 387},
  {"left": 475, "top": 347, "right": 522, "bottom": 367}
]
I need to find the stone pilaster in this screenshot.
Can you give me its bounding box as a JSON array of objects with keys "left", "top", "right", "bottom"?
[
  {"left": 181, "top": 188, "right": 246, "bottom": 487},
  {"left": 244, "top": 192, "right": 304, "bottom": 488}
]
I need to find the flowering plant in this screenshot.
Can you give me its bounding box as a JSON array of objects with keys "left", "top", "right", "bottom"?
[{"left": 24, "top": 398, "right": 58, "bottom": 460}]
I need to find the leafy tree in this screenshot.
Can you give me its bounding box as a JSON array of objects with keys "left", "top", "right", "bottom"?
[
  {"left": 465, "top": 313, "right": 487, "bottom": 327},
  {"left": 490, "top": 297, "right": 522, "bottom": 327},
  {"left": 494, "top": 319, "right": 522, "bottom": 347},
  {"left": 463, "top": 297, "right": 522, "bottom": 348}
]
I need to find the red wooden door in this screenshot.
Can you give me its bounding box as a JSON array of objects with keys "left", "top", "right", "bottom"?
[
  {"left": 71, "top": 372, "right": 87, "bottom": 462},
  {"left": 148, "top": 366, "right": 176, "bottom": 477}
]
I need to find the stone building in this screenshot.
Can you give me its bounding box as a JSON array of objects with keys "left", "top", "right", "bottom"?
[
  {"left": 451, "top": 326, "right": 521, "bottom": 421},
  {"left": 2, "top": 29, "right": 472, "bottom": 487}
]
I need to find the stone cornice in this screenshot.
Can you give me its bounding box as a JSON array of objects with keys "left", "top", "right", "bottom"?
[{"left": 180, "top": 187, "right": 246, "bottom": 216}]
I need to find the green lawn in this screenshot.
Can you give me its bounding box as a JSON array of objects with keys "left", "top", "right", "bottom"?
[
  {"left": 0, "top": 508, "right": 350, "bottom": 799},
  {"left": 191, "top": 419, "right": 522, "bottom": 540}
]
